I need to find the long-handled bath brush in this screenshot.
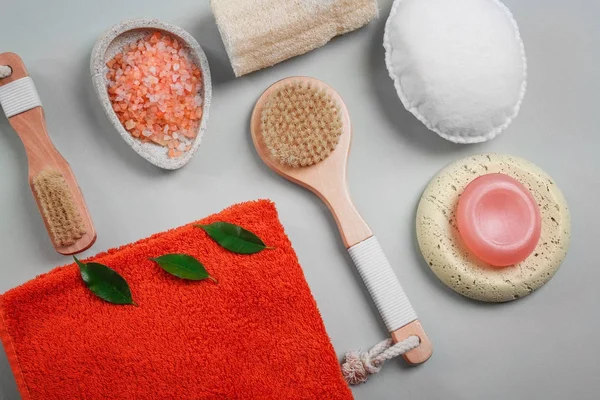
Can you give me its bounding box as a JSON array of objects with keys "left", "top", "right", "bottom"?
[
  {"left": 251, "top": 77, "right": 433, "bottom": 373},
  {"left": 0, "top": 53, "right": 96, "bottom": 255}
]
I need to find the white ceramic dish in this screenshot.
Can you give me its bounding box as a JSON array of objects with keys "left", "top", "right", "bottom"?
[{"left": 91, "top": 19, "right": 212, "bottom": 170}]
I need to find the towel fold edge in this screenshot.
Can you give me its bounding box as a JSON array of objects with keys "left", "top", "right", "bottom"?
[{"left": 0, "top": 301, "right": 31, "bottom": 400}]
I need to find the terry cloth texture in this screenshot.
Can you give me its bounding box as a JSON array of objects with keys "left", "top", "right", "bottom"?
[
  {"left": 0, "top": 200, "right": 353, "bottom": 400},
  {"left": 210, "top": 0, "right": 379, "bottom": 77}
]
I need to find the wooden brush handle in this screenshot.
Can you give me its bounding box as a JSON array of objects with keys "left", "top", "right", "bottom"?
[
  {"left": 251, "top": 76, "right": 432, "bottom": 365},
  {"left": 10, "top": 109, "right": 65, "bottom": 175},
  {"left": 323, "top": 185, "right": 433, "bottom": 365},
  {"left": 315, "top": 181, "right": 372, "bottom": 248},
  {"left": 0, "top": 53, "right": 96, "bottom": 255}
]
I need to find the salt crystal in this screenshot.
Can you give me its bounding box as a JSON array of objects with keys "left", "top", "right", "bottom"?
[{"left": 107, "top": 31, "right": 204, "bottom": 159}]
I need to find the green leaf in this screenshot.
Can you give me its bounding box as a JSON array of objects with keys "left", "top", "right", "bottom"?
[
  {"left": 74, "top": 256, "right": 136, "bottom": 305},
  {"left": 196, "top": 222, "right": 272, "bottom": 254},
  {"left": 150, "top": 254, "right": 217, "bottom": 283}
]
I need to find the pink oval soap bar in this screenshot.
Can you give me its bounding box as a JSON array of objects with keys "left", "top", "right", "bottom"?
[{"left": 457, "top": 173, "right": 541, "bottom": 267}]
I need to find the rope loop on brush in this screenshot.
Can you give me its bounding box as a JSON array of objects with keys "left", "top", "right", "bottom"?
[
  {"left": 341, "top": 336, "right": 420, "bottom": 385},
  {"left": 0, "top": 65, "right": 12, "bottom": 79}
]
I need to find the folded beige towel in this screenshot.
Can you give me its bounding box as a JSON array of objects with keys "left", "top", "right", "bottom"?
[{"left": 210, "top": 0, "right": 379, "bottom": 77}]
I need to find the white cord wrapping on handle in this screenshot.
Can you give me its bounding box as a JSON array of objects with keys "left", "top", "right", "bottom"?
[
  {"left": 0, "top": 65, "right": 11, "bottom": 79},
  {"left": 348, "top": 236, "right": 418, "bottom": 332},
  {"left": 342, "top": 336, "right": 420, "bottom": 385},
  {"left": 345, "top": 237, "right": 422, "bottom": 384},
  {"left": 0, "top": 77, "right": 42, "bottom": 118}
]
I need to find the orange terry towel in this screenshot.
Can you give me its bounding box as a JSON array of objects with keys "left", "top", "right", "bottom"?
[{"left": 0, "top": 200, "right": 353, "bottom": 400}]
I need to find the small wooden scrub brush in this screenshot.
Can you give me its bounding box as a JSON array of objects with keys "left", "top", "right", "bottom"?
[
  {"left": 251, "top": 77, "right": 433, "bottom": 376},
  {"left": 0, "top": 53, "right": 96, "bottom": 255}
]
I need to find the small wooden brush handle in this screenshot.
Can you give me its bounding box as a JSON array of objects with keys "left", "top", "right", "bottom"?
[{"left": 0, "top": 53, "right": 96, "bottom": 255}]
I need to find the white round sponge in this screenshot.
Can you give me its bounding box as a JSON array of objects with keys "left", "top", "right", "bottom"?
[{"left": 383, "top": 0, "right": 527, "bottom": 143}]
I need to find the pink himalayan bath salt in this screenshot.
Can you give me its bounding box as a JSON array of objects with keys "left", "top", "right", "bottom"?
[{"left": 106, "top": 31, "right": 203, "bottom": 158}]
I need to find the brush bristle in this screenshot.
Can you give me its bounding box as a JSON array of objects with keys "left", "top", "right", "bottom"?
[
  {"left": 260, "top": 81, "right": 343, "bottom": 167},
  {"left": 32, "top": 169, "right": 86, "bottom": 247}
]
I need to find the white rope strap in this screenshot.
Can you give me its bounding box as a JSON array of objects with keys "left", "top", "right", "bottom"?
[
  {"left": 341, "top": 336, "right": 420, "bottom": 385},
  {"left": 0, "top": 65, "right": 11, "bottom": 79}
]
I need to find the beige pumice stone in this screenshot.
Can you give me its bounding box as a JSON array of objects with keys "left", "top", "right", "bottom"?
[{"left": 416, "top": 153, "right": 571, "bottom": 302}]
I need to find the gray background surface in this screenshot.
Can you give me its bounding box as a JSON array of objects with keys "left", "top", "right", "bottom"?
[{"left": 0, "top": 0, "right": 598, "bottom": 399}]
